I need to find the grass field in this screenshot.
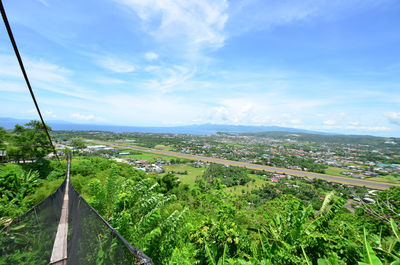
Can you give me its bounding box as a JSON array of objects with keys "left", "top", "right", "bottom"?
[
  {"left": 114, "top": 142, "right": 173, "bottom": 151},
  {"left": 325, "top": 166, "right": 400, "bottom": 184},
  {"left": 369, "top": 175, "right": 400, "bottom": 184},
  {"left": 161, "top": 164, "right": 268, "bottom": 192},
  {"left": 224, "top": 174, "right": 267, "bottom": 195},
  {"left": 117, "top": 148, "right": 181, "bottom": 161},
  {"left": 154, "top": 144, "right": 173, "bottom": 151},
  {"left": 162, "top": 164, "right": 206, "bottom": 185},
  {"left": 325, "top": 166, "right": 348, "bottom": 177}
]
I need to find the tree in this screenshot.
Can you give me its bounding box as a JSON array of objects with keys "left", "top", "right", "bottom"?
[
  {"left": 159, "top": 173, "right": 180, "bottom": 193},
  {"left": 70, "top": 139, "right": 87, "bottom": 152},
  {"left": 0, "top": 127, "right": 7, "bottom": 148},
  {"left": 202, "top": 163, "right": 250, "bottom": 187},
  {"left": 11, "top": 121, "right": 53, "bottom": 162}
]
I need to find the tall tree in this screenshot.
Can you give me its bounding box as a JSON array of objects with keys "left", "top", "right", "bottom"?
[
  {"left": 70, "top": 139, "right": 87, "bottom": 152},
  {"left": 0, "top": 127, "right": 7, "bottom": 147},
  {"left": 11, "top": 121, "right": 53, "bottom": 162}
]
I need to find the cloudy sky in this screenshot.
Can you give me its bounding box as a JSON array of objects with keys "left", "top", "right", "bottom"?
[{"left": 1, "top": 0, "right": 400, "bottom": 136}]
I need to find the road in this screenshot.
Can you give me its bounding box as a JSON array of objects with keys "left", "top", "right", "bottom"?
[{"left": 87, "top": 140, "right": 400, "bottom": 190}]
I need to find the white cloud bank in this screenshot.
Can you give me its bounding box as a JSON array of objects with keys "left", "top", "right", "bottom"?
[
  {"left": 323, "top": 120, "right": 336, "bottom": 126},
  {"left": 71, "top": 113, "right": 104, "bottom": 121},
  {"left": 114, "top": 0, "right": 229, "bottom": 51},
  {"left": 385, "top": 112, "right": 400, "bottom": 125},
  {"left": 145, "top": 52, "right": 159, "bottom": 60},
  {"left": 97, "top": 57, "right": 135, "bottom": 73}
]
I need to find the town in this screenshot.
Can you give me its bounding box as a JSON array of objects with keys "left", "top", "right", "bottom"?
[{"left": 53, "top": 130, "right": 400, "bottom": 185}]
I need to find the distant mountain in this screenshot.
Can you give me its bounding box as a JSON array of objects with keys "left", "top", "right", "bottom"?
[
  {"left": 173, "top": 124, "right": 333, "bottom": 135},
  {"left": 0, "top": 117, "right": 331, "bottom": 135}
]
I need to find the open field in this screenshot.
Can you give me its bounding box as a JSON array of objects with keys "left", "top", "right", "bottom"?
[
  {"left": 325, "top": 166, "right": 400, "bottom": 184},
  {"left": 325, "top": 166, "right": 348, "bottom": 177},
  {"left": 161, "top": 164, "right": 267, "bottom": 194},
  {"left": 224, "top": 174, "right": 267, "bottom": 195},
  {"left": 370, "top": 175, "right": 400, "bottom": 184},
  {"left": 116, "top": 148, "right": 185, "bottom": 161},
  {"left": 154, "top": 144, "right": 173, "bottom": 151},
  {"left": 162, "top": 164, "right": 206, "bottom": 185}
]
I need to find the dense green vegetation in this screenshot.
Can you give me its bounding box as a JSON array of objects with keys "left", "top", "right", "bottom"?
[
  {"left": 0, "top": 160, "right": 65, "bottom": 221},
  {"left": 202, "top": 163, "right": 251, "bottom": 187},
  {"left": 2, "top": 154, "right": 399, "bottom": 264},
  {"left": 0, "top": 121, "right": 54, "bottom": 162},
  {"left": 262, "top": 155, "right": 328, "bottom": 173},
  {"left": 1, "top": 125, "right": 400, "bottom": 264}
]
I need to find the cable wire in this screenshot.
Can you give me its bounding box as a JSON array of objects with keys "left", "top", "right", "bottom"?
[{"left": 0, "top": 0, "right": 60, "bottom": 161}]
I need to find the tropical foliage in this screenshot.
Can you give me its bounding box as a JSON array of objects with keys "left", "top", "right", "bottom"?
[
  {"left": 1, "top": 153, "right": 400, "bottom": 264},
  {"left": 202, "top": 163, "right": 251, "bottom": 187},
  {"left": 0, "top": 122, "right": 53, "bottom": 162}
]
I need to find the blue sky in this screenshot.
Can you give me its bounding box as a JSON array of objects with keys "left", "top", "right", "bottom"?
[{"left": 1, "top": 0, "right": 400, "bottom": 136}]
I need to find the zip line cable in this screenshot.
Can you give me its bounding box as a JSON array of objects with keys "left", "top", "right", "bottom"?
[{"left": 0, "top": 0, "right": 60, "bottom": 162}]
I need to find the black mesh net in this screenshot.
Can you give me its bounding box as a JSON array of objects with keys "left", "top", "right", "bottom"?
[
  {"left": 68, "top": 183, "right": 153, "bottom": 265},
  {"left": 0, "top": 179, "right": 66, "bottom": 265},
  {"left": 0, "top": 158, "right": 152, "bottom": 265}
]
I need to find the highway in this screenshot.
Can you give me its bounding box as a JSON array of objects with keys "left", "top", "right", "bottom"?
[{"left": 87, "top": 140, "right": 400, "bottom": 190}]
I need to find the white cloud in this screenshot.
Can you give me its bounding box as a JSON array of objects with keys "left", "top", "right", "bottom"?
[
  {"left": 0, "top": 54, "right": 95, "bottom": 99},
  {"left": 93, "top": 77, "right": 126, "bottom": 85},
  {"left": 227, "top": 0, "right": 391, "bottom": 36},
  {"left": 45, "top": 111, "right": 57, "bottom": 118},
  {"left": 144, "top": 65, "right": 160, "bottom": 72},
  {"left": 197, "top": 94, "right": 324, "bottom": 126},
  {"left": 97, "top": 57, "right": 135, "bottom": 73},
  {"left": 142, "top": 64, "right": 195, "bottom": 93},
  {"left": 26, "top": 59, "right": 71, "bottom": 83},
  {"left": 348, "top": 121, "right": 360, "bottom": 126},
  {"left": 114, "top": 0, "right": 229, "bottom": 51},
  {"left": 385, "top": 112, "right": 400, "bottom": 126},
  {"left": 323, "top": 120, "right": 336, "bottom": 126},
  {"left": 71, "top": 113, "right": 104, "bottom": 121},
  {"left": 96, "top": 93, "right": 204, "bottom": 125},
  {"left": 0, "top": 81, "right": 26, "bottom": 92},
  {"left": 0, "top": 55, "right": 71, "bottom": 84},
  {"left": 290, "top": 119, "right": 302, "bottom": 125},
  {"left": 145, "top": 52, "right": 159, "bottom": 60}
]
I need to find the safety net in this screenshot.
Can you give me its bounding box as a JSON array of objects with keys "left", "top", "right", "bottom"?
[
  {"left": 0, "top": 160, "right": 153, "bottom": 265},
  {"left": 67, "top": 182, "right": 153, "bottom": 265},
  {"left": 0, "top": 179, "right": 66, "bottom": 264}
]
